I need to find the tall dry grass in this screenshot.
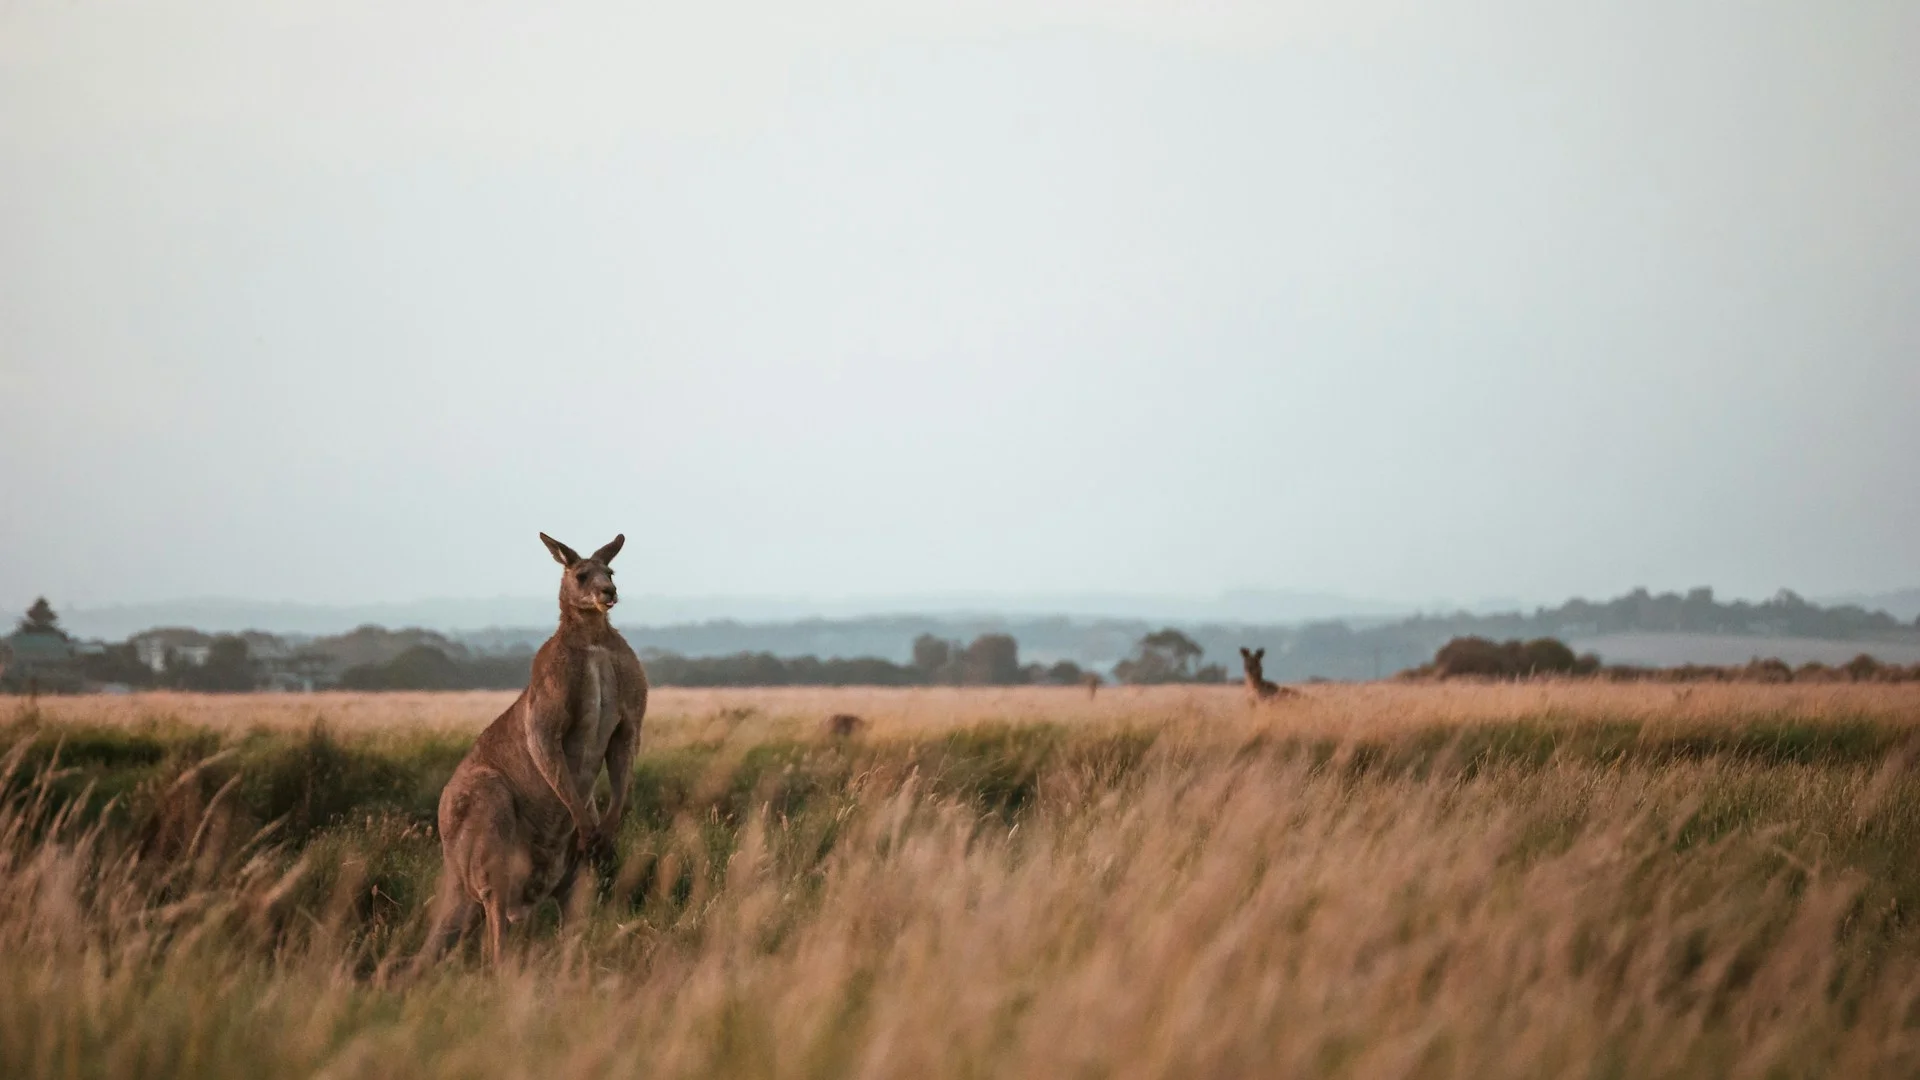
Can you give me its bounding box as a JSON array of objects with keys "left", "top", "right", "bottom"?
[
  {"left": 3, "top": 687, "right": 1920, "bottom": 1077},
  {"left": 24, "top": 681, "right": 1920, "bottom": 745}
]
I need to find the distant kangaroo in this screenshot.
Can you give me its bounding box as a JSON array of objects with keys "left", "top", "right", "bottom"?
[
  {"left": 1239, "top": 646, "right": 1299, "bottom": 703},
  {"left": 425, "top": 532, "right": 647, "bottom": 964}
]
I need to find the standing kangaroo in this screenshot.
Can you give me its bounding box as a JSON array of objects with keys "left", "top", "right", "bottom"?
[
  {"left": 1239, "top": 646, "right": 1299, "bottom": 703},
  {"left": 426, "top": 532, "right": 647, "bottom": 964}
]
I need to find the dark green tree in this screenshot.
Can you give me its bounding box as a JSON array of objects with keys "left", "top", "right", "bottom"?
[
  {"left": 177, "top": 635, "right": 258, "bottom": 692},
  {"left": 1113, "top": 628, "right": 1208, "bottom": 684},
  {"left": 1038, "top": 659, "right": 1088, "bottom": 685},
  {"left": 960, "top": 634, "right": 1022, "bottom": 685},
  {"left": 341, "top": 645, "right": 461, "bottom": 690},
  {"left": 17, "top": 598, "right": 65, "bottom": 638},
  {"left": 912, "top": 634, "right": 953, "bottom": 676}
]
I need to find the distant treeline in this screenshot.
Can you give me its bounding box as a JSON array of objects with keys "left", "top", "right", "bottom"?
[
  {"left": 5, "top": 600, "right": 1239, "bottom": 693},
  {"left": 635, "top": 629, "right": 1245, "bottom": 689},
  {"left": 353, "top": 633, "right": 1105, "bottom": 690},
  {"left": 1432, "top": 587, "right": 1911, "bottom": 640},
  {"left": 1404, "top": 635, "right": 1920, "bottom": 683},
  {"left": 1261, "top": 587, "right": 1920, "bottom": 682},
  {"left": 337, "top": 646, "right": 532, "bottom": 691},
  {"left": 10, "top": 585, "right": 1920, "bottom": 694},
  {"left": 372, "top": 587, "right": 1920, "bottom": 684}
]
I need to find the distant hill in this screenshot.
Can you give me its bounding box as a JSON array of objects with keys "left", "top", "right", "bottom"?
[
  {"left": 49, "top": 597, "right": 559, "bottom": 640},
  {"left": 48, "top": 589, "right": 1422, "bottom": 640}
]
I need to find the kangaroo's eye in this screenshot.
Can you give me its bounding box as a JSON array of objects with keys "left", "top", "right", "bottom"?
[{"left": 575, "top": 572, "right": 589, "bottom": 584}]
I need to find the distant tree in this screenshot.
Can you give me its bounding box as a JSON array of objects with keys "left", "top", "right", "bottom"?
[
  {"left": 912, "top": 634, "right": 953, "bottom": 676},
  {"left": 77, "top": 643, "right": 157, "bottom": 688},
  {"left": 1037, "top": 659, "right": 1088, "bottom": 686},
  {"left": 1517, "top": 637, "right": 1577, "bottom": 674},
  {"left": 638, "top": 649, "right": 923, "bottom": 687},
  {"left": 17, "top": 598, "right": 65, "bottom": 638},
  {"left": 960, "top": 634, "right": 1023, "bottom": 685},
  {"left": 337, "top": 644, "right": 531, "bottom": 690},
  {"left": 460, "top": 651, "right": 536, "bottom": 689},
  {"left": 1114, "top": 628, "right": 1210, "bottom": 684},
  {"left": 1844, "top": 654, "right": 1886, "bottom": 682},
  {"left": 1680, "top": 587, "right": 1719, "bottom": 632},
  {"left": 1431, "top": 637, "right": 1515, "bottom": 678},
  {"left": 176, "top": 635, "right": 258, "bottom": 692},
  {"left": 1429, "top": 636, "right": 1582, "bottom": 679}
]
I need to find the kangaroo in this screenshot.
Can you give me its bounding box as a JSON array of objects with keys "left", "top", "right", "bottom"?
[
  {"left": 1239, "top": 646, "right": 1299, "bottom": 703},
  {"left": 425, "top": 532, "right": 648, "bottom": 964}
]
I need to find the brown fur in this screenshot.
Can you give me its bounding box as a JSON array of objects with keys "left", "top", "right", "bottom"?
[
  {"left": 1239, "top": 647, "right": 1300, "bottom": 703},
  {"left": 824, "top": 713, "right": 865, "bottom": 738},
  {"left": 423, "top": 533, "right": 648, "bottom": 965}
]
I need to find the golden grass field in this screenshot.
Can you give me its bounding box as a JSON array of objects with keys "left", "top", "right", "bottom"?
[
  {"left": 5, "top": 683, "right": 1920, "bottom": 1078},
  {"left": 26, "top": 679, "right": 1920, "bottom": 742}
]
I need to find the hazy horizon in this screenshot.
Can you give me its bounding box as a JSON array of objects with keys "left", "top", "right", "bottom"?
[
  {"left": 9, "top": 585, "right": 1514, "bottom": 640},
  {"left": 4, "top": 1, "right": 1916, "bottom": 613},
  {"left": 16, "top": 583, "right": 1920, "bottom": 643}
]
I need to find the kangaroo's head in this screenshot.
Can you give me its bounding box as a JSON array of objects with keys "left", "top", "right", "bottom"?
[
  {"left": 1239, "top": 646, "right": 1266, "bottom": 682},
  {"left": 540, "top": 532, "right": 624, "bottom": 616}
]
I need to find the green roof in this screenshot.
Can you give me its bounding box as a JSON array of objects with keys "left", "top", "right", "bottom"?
[{"left": 4, "top": 631, "right": 74, "bottom": 665}]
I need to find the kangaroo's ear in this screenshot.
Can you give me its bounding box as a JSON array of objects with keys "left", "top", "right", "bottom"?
[
  {"left": 593, "top": 534, "right": 625, "bottom": 564},
  {"left": 1239, "top": 647, "right": 1252, "bottom": 659},
  {"left": 539, "top": 532, "right": 581, "bottom": 567},
  {"left": 1254, "top": 648, "right": 1266, "bottom": 661}
]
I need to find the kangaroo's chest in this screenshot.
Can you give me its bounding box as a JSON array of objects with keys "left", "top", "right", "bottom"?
[{"left": 573, "top": 647, "right": 622, "bottom": 762}]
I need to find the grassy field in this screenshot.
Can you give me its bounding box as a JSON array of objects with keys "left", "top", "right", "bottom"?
[{"left": 4, "top": 684, "right": 1920, "bottom": 1078}]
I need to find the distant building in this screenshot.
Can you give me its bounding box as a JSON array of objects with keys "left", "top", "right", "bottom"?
[
  {"left": 131, "top": 629, "right": 214, "bottom": 673},
  {"left": 241, "top": 632, "right": 294, "bottom": 664},
  {"left": 3, "top": 628, "right": 75, "bottom": 670},
  {"left": 132, "top": 638, "right": 163, "bottom": 673}
]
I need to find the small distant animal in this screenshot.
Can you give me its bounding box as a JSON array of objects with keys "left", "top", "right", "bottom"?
[
  {"left": 1240, "top": 647, "right": 1300, "bottom": 703},
  {"left": 425, "top": 532, "right": 648, "bottom": 965},
  {"left": 825, "top": 713, "right": 865, "bottom": 738},
  {"left": 1084, "top": 672, "right": 1101, "bottom": 699}
]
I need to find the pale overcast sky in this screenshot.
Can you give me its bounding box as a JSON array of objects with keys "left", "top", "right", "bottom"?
[{"left": 2, "top": 0, "right": 1915, "bottom": 615}]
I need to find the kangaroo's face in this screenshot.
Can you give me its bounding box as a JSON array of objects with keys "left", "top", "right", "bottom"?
[
  {"left": 1239, "top": 647, "right": 1266, "bottom": 681},
  {"left": 540, "top": 532, "right": 625, "bottom": 615}
]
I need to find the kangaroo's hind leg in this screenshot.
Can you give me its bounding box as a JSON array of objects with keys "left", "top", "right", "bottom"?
[
  {"left": 482, "top": 893, "right": 506, "bottom": 965},
  {"left": 477, "top": 844, "right": 537, "bottom": 966},
  {"left": 419, "top": 868, "right": 481, "bottom": 966},
  {"left": 442, "top": 769, "right": 533, "bottom": 968}
]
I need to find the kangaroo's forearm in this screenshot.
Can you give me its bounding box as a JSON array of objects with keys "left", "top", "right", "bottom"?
[
  {"left": 602, "top": 723, "right": 639, "bottom": 821},
  {"left": 526, "top": 725, "right": 593, "bottom": 831}
]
